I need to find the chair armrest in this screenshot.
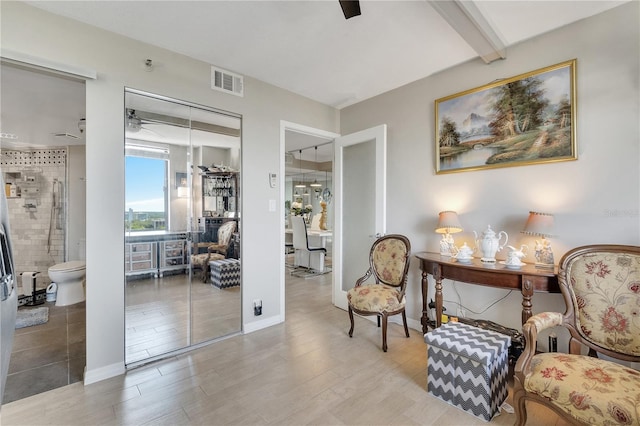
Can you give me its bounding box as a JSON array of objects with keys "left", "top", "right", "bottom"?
[
  {"left": 527, "top": 311, "right": 564, "bottom": 334},
  {"left": 515, "top": 312, "right": 564, "bottom": 377},
  {"left": 355, "top": 268, "right": 372, "bottom": 287},
  {"left": 208, "top": 244, "right": 228, "bottom": 254}
]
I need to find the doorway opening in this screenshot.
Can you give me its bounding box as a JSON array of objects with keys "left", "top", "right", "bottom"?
[
  {"left": 1, "top": 61, "right": 87, "bottom": 403},
  {"left": 280, "top": 121, "right": 338, "bottom": 319}
]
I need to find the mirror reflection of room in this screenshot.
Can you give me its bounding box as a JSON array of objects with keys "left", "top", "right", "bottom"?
[
  {"left": 284, "top": 142, "right": 333, "bottom": 277},
  {"left": 124, "top": 90, "right": 241, "bottom": 365}
]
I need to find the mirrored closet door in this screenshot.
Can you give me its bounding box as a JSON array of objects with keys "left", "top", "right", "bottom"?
[{"left": 124, "top": 89, "right": 241, "bottom": 365}]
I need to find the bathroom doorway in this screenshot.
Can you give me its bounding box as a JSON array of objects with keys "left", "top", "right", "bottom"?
[
  {"left": 0, "top": 61, "right": 87, "bottom": 403},
  {"left": 124, "top": 89, "right": 242, "bottom": 366}
]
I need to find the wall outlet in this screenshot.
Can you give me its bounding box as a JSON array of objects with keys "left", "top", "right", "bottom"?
[{"left": 253, "top": 299, "right": 262, "bottom": 316}]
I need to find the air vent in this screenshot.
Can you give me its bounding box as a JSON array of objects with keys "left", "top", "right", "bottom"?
[{"left": 211, "top": 66, "right": 244, "bottom": 97}]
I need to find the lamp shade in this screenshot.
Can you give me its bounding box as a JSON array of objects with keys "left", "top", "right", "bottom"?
[
  {"left": 435, "top": 211, "right": 463, "bottom": 234},
  {"left": 521, "top": 211, "right": 555, "bottom": 237}
]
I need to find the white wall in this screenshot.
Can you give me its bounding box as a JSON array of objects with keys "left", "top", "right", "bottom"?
[
  {"left": 1, "top": 2, "right": 338, "bottom": 382},
  {"left": 340, "top": 2, "right": 639, "bottom": 349},
  {"left": 67, "top": 145, "right": 86, "bottom": 261}
]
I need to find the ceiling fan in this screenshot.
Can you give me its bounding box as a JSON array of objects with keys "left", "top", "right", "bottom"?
[
  {"left": 125, "top": 109, "right": 166, "bottom": 137},
  {"left": 125, "top": 109, "right": 145, "bottom": 133},
  {"left": 339, "top": 0, "right": 361, "bottom": 19}
]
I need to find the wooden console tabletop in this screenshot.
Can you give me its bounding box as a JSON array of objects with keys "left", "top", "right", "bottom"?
[{"left": 415, "top": 252, "right": 559, "bottom": 333}]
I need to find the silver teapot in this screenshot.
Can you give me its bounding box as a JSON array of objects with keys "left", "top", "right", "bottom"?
[{"left": 473, "top": 225, "right": 508, "bottom": 263}]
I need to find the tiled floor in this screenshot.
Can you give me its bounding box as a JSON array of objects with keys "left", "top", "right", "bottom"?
[
  {"left": 125, "top": 273, "right": 241, "bottom": 364},
  {"left": 2, "top": 269, "right": 569, "bottom": 425},
  {"left": 4, "top": 268, "right": 244, "bottom": 404},
  {"left": 3, "top": 300, "right": 85, "bottom": 404}
]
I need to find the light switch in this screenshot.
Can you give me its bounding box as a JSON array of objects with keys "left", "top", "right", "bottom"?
[{"left": 268, "top": 199, "right": 276, "bottom": 212}]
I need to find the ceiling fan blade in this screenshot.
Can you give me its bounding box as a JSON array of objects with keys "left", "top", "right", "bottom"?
[
  {"left": 339, "top": 0, "right": 361, "bottom": 19},
  {"left": 140, "top": 125, "right": 163, "bottom": 137}
]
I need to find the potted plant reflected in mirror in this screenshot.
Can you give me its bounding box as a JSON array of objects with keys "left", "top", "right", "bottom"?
[{"left": 291, "top": 200, "right": 312, "bottom": 223}]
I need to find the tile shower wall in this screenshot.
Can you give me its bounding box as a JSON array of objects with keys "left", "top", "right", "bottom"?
[{"left": 1, "top": 149, "right": 66, "bottom": 289}]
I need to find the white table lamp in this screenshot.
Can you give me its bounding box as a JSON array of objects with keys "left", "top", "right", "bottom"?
[
  {"left": 435, "top": 211, "right": 463, "bottom": 256},
  {"left": 522, "top": 211, "right": 555, "bottom": 269}
]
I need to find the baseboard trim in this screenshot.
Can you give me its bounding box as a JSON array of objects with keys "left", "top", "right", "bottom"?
[
  {"left": 83, "top": 362, "right": 125, "bottom": 385},
  {"left": 385, "top": 316, "right": 423, "bottom": 332},
  {"left": 243, "top": 315, "right": 283, "bottom": 334}
]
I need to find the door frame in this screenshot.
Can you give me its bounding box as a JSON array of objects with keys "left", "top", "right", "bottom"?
[{"left": 279, "top": 121, "right": 339, "bottom": 322}]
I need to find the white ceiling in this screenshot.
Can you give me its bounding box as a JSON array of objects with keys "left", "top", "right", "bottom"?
[
  {"left": 24, "top": 0, "right": 626, "bottom": 109},
  {"left": 0, "top": 63, "right": 87, "bottom": 149},
  {"left": 2, "top": 1, "right": 627, "bottom": 173}
]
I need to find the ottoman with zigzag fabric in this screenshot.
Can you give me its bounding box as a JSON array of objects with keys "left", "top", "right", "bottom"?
[
  {"left": 424, "top": 321, "right": 510, "bottom": 421},
  {"left": 209, "top": 258, "right": 240, "bottom": 289}
]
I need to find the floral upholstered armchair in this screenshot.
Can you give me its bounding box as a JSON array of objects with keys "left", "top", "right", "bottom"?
[
  {"left": 190, "top": 221, "right": 237, "bottom": 282},
  {"left": 204, "top": 221, "right": 237, "bottom": 257},
  {"left": 347, "top": 234, "right": 411, "bottom": 352},
  {"left": 513, "top": 245, "right": 640, "bottom": 425}
]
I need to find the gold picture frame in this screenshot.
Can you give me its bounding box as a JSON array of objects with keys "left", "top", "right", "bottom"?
[{"left": 435, "top": 59, "right": 577, "bottom": 174}]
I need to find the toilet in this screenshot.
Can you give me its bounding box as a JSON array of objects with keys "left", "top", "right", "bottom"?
[{"left": 47, "top": 261, "right": 86, "bottom": 306}]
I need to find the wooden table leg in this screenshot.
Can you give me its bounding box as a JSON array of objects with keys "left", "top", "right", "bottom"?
[
  {"left": 434, "top": 264, "right": 443, "bottom": 327},
  {"left": 421, "top": 268, "right": 429, "bottom": 334},
  {"left": 521, "top": 277, "right": 534, "bottom": 324}
]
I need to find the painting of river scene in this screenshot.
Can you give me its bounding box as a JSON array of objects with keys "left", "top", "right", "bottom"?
[{"left": 435, "top": 60, "right": 576, "bottom": 174}]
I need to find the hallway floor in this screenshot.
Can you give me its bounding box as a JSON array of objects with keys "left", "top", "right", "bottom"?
[{"left": 3, "top": 301, "right": 85, "bottom": 404}]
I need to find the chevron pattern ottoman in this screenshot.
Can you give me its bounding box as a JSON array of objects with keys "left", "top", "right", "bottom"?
[
  {"left": 424, "top": 321, "right": 511, "bottom": 421},
  {"left": 209, "top": 258, "right": 241, "bottom": 288}
]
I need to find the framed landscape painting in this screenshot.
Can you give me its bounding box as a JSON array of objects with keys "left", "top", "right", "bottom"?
[{"left": 435, "top": 59, "right": 576, "bottom": 174}]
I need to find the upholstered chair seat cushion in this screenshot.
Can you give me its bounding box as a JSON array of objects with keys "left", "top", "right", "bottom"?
[
  {"left": 191, "top": 252, "right": 225, "bottom": 282},
  {"left": 524, "top": 352, "right": 640, "bottom": 425},
  {"left": 191, "top": 252, "right": 224, "bottom": 267},
  {"left": 347, "top": 284, "right": 406, "bottom": 313}
]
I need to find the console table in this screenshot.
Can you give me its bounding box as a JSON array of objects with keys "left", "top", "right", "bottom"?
[{"left": 415, "top": 252, "right": 559, "bottom": 333}]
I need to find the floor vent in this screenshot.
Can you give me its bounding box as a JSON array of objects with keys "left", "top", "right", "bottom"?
[{"left": 211, "top": 66, "right": 244, "bottom": 97}]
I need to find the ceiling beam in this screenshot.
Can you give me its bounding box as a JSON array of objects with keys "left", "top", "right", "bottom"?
[{"left": 428, "top": 0, "right": 506, "bottom": 64}]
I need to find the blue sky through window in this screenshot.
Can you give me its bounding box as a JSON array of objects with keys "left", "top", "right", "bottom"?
[{"left": 125, "top": 156, "right": 166, "bottom": 212}]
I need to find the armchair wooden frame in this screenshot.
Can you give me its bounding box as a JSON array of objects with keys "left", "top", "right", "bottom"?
[
  {"left": 513, "top": 244, "right": 640, "bottom": 425},
  {"left": 348, "top": 234, "right": 411, "bottom": 352}
]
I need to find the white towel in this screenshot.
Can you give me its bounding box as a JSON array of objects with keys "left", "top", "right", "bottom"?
[{"left": 20, "top": 271, "right": 39, "bottom": 296}]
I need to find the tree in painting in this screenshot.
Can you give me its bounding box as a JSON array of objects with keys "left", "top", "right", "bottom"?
[
  {"left": 555, "top": 95, "right": 571, "bottom": 128},
  {"left": 488, "top": 77, "right": 548, "bottom": 138},
  {"left": 438, "top": 116, "right": 461, "bottom": 147}
]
